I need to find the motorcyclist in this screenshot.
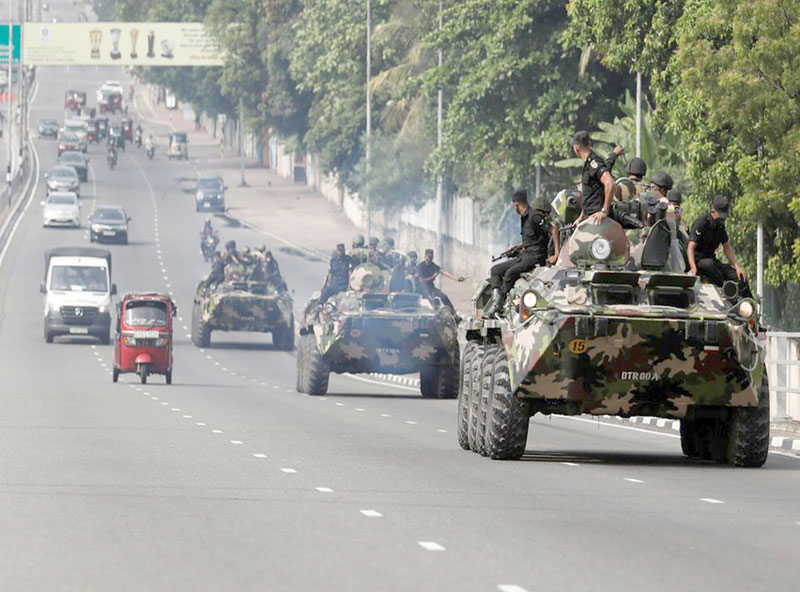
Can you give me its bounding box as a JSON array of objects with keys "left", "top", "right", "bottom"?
[
  {"left": 145, "top": 134, "right": 155, "bottom": 159},
  {"left": 200, "top": 219, "right": 218, "bottom": 258},
  {"left": 106, "top": 143, "right": 117, "bottom": 167},
  {"left": 134, "top": 125, "right": 143, "bottom": 148}
]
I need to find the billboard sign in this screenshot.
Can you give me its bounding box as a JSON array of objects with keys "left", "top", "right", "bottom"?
[
  {"left": 22, "top": 22, "right": 223, "bottom": 66},
  {"left": 0, "top": 24, "right": 22, "bottom": 65}
]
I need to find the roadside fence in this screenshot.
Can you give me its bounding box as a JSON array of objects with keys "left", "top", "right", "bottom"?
[{"left": 766, "top": 331, "right": 800, "bottom": 422}]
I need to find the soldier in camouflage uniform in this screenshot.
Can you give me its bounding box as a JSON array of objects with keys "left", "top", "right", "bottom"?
[{"left": 349, "top": 234, "right": 369, "bottom": 265}]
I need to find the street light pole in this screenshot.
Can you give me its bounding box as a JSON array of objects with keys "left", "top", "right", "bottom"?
[
  {"left": 635, "top": 71, "right": 642, "bottom": 157},
  {"left": 364, "top": 0, "right": 372, "bottom": 241},
  {"left": 238, "top": 96, "right": 246, "bottom": 187},
  {"left": 435, "top": 0, "right": 444, "bottom": 271},
  {"left": 7, "top": 0, "right": 13, "bottom": 200}
]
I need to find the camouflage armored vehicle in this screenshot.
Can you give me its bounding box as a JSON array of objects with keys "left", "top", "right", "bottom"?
[
  {"left": 191, "top": 279, "right": 294, "bottom": 350},
  {"left": 461, "top": 191, "right": 767, "bottom": 467},
  {"left": 296, "top": 262, "right": 460, "bottom": 397}
]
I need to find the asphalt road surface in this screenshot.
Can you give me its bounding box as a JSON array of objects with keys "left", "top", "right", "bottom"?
[{"left": 1, "top": 11, "right": 800, "bottom": 592}]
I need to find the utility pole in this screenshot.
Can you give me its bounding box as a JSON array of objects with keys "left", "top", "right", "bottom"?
[
  {"left": 364, "top": 0, "right": 372, "bottom": 241},
  {"left": 635, "top": 71, "right": 642, "bottom": 158},
  {"left": 435, "top": 0, "right": 444, "bottom": 271},
  {"left": 6, "top": 0, "right": 13, "bottom": 202},
  {"left": 238, "top": 96, "right": 246, "bottom": 187}
]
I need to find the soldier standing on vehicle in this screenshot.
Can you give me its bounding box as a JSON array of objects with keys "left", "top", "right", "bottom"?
[
  {"left": 320, "top": 244, "right": 353, "bottom": 303},
  {"left": 605, "top": 144, "right": 625, "bottom": 173},
  {"left": 572, "top": 131, "right": 616, "bottom": 224},
  {"left": 485, "top": 191, "right": 559, "bottom": 319},
  {"left": 204, "top": 252, "right": 225, "bottom": 289},
  {"left": 687, "top": 195, "right": 752, "bottom": 297},
  {"left": 417, "top": 249, "right": 464, "bottom": 311},
  {"left": 406, "top": 251, "right": 420, "bottom": 292},
  {"left": 650, "top": 171, "right": 673, "bottom": 200}
]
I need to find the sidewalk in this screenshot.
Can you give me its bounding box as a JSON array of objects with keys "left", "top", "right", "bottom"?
[{"left": 132, "top": 84, "right": 478, "bottom": 311}]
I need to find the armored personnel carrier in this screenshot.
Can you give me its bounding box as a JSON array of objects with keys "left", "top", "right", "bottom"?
[
  {"left": 461, "top": 184, "right": 767, "bottom": 467},
  {"left": 191, "top": 279, "right": 294, "bottom": 350},
  {"left": 296, "top": 262, "right": 460, "bottom": 397}
]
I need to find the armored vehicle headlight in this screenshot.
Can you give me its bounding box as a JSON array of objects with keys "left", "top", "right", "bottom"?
[
  {"left": 522, "top": 291, "right": 538, "bottom": 309},
  {"left": 737, "top": 299, "right": 755, "bottom": 319},
  {"left": 590, "top": 237, "right": 612, "bottom": 261}
]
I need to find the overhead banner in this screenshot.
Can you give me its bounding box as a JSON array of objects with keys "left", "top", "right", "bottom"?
[{"left": 22, "top": 22, "right": 223, "bottom": 66}]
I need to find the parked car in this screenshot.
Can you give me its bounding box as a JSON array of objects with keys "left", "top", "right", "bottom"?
[
  {"left": 45, "top": 165, "right": 81, "bottom": 197},
  {"left": 195, "top": 174, "right": 226, "bottom": 212},
  {"left": 57, "top": 132, "right": 82, "bottom": 156},
  {"left": 58, "top": 151, "right": 89, "bottom": 182},
  {"left": 41, "top": 191, "right": 81, "bottom": 228},
  {"left": 38, "top": 117, "right": 59, "bottom": 138},
  {"left": 89, "top": 205, "right": 130, "bottom": 244}
]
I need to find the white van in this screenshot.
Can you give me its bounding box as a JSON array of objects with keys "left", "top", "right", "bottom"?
[{"left": 41, "top": 247, "right": 117, "bottom": 344}]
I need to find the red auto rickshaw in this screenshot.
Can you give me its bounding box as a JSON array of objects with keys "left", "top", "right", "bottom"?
[
  {"left": 121, "top": 118, "right": 134, "bottom": 141},
  {"left": 112, "top": 293, "right": 176, "bottom": 384}
]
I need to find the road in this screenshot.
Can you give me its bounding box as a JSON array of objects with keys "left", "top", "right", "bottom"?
[{"left": 0, "top": 9, "right": 799, "bottom": 592}]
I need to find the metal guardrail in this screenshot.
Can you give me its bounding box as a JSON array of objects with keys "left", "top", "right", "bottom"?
[{"left": 765, "top": 331, "right": 800, "bottom": 422}]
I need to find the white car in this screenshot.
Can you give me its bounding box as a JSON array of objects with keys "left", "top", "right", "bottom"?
[
  {"left": 42, "top": 192, "right": 81, "bottom": 228},
  {"left": 102, "top": 80, "right": 123, "bottom": 94}
]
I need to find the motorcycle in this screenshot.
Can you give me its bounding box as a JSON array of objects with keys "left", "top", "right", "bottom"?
[
  {"left": 107, "top": 149, "right": 117, "bottom": 169},
  {"left": 200, "top": 233, "right": 218, "bottom": 261},
  {"left": 134, "top": 130, "right": 142, "bottom": 148}
]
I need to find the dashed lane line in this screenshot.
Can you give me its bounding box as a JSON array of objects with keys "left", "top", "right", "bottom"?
[
  {"left": 498, "top": 586, "right": 530, "bottom": 592},
  {"left": 561, "top": 462, "right": 580, "bottom": 467},
  {"left": 252, "top": 453, "right": 267, "bottom": 459},
  {"left": 281, "top": 468, "right": 297, "bottom": 474},
  {"left": 360, "top": 510, "right": 383, "bottom": 518},
  {"left": 700, "top": 498, "right": 725, "bottom": 504},
  {"left": 625, "top": 478, "right": 645, "bottom": 483},
  {"left": 418, "top": 541, "right": 446, "bottom": 552},
  {"left": 315, "top": 487, "right": 334, "bottom": 493}
]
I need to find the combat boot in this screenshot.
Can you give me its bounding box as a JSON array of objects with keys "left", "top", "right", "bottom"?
[{"left": 484, "top": 288, "right": 503, "bottom": 319}]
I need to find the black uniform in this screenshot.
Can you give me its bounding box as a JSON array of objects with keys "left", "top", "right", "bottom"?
[
  {"left": 581, "top": 150, "right": 609, "bottom": 217},
  {"left": 417, "top": 260, "right": 454, "bottom": 310},
  {"left": 320, "top": 253, "right": 352, "bottom": 303},
  {"left": 689, "top": 214, "right": 751, "bottom": 296},
  {"left": 489, "top": 209, "right": 549, "bottom": 297},
  {"left": 204, "top": 259, "right": 225, "bottom": 288}
]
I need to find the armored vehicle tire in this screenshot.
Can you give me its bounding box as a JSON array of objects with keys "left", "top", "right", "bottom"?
[
  {"left": 166, "top": 369, "right": 172, "bottom": 385},
  {"left": 485, "top": 345, "right": 529, "bottom": 460},
  {"left": 476, "top": 345, "right": 502, "bottom": 456},
  {"left": 420, "top": 349, "right": 460, "bottom": 399},
  {"left": 727, "top": 368, "right": 770, "bottom": 467},
  {"left": 680, "top": 419, "right": 701, "bottom": 458},
  {"left": 295, "top": 342, "right": 305, "bottom": 393},
  {"left": 299, "top": 334, "right": 329, "bottom": 396},
  {"left": 457, "top": 343, "right": 478, "bottom": 450},
  {"left": 191, "top": 303, "right": 211, "bottom": 348},
  {"left": 467, "top": 345, "right": 487, "bottom": 452},
  {"left": 273, "top": 318, "right": 295, "bottom": 351}
]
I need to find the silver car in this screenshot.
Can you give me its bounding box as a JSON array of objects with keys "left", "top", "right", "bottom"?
[
  {"left": 42, "top": 192, "right": 81, "bottom": 228},
  {"left": 45, "top": 165, "right": 81, "bottom": 197}
]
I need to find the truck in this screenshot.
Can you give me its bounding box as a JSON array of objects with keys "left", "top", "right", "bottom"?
[{"left": 41, "top": 247, "right": 117, "bottom": 344}]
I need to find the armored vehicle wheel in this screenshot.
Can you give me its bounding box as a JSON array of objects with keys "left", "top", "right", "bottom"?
[
  {"left": 44, "top": 326, "right": 53, "bottom": 343},
  {"left": 726, "top": 367, "right": 770, "bottom": 467},
  {"left": 680, "top": 419, "right": 701, "bottom": 458},
  {"left": 166, "top": 369, "right": 172, "bottom": 385},
  {"left": 420, "top": 350, "right": 460, "bottom": 399},
  {"left": 476, "top": 345, "right": 502, "bottom": 456},
  {"left": 191, "top": 303, "right": 211, "bottom": 348},
  {"left": 300, "top": 334, "right": 329, "bottom": 396},
  {"left": 273, "top": 318, "right": 295, "bottom": 351},
  {"left": 485, "top": 345, "right": 529, "bottom": 460},
  {"left": 295, "top": 345, "right": 305, "bottom": 393},
  {"left": 457, "top": 343, "right": 478, "bottom": 450},
  {"left": 467, "top": 345, "right": 487, "bottom": 452}
]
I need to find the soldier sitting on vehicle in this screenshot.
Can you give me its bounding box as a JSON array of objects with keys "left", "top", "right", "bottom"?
[
  {"left": 417, "top": 248, "right": 464, "bottom": 311},
  {"left": 264, "top": 250, "right": 287, "bottom": 290},
  {"left": 320, "top": 243, "right": 353, "bottom": 303},
  {"left": 650, "top": 171, "right": 673, "bottom": 201},
  {"left": 349, "top": 234, "right": 370, "bottom": 265},
  {"left": 405, "top": 250, "right": 420, "bottom": 293},
  {"left": 687, "top": 194, "right": 752, "bottom": 298},
  {"left": 485, "top": 191, "right": 559, "bottom": 318}
]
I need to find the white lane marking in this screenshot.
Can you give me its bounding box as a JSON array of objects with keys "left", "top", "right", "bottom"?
[
  {"left": 280, "top": 468, "right": 297, "bottom": 474},
  {"left": 143, "top": 391, "right": 151, "bottom": 395},
  {"left": 185, "top": 334, "right": 191, "bottom": 339},
  {"left": 498, "top": 586, "right": 530, "bottom": 592},
  {"left": 196, "top": 422, "right": 207, "bottom": 426},
  {"left": 272, "top": 385, "right": 280, "bottom": 389},
  {"left": 160, "top": 402, "right": 168, "bottom": 406},
  {"left": 700, "top": 498, "right": 724, "bottom": 504},
  {"left": 230, "top": 440, "right": 243, "bottom": 445},
  {"left": 561, "top": 462, "right": 580, "bottom": 467},
  {"left": 91, "top": 345, "right": 96, "bottom": 349},
  {"left": 436, "top": 429, "right": 448, "bottom": 433},
  {"left": 380, "top": 414, "right": 391, "bottom": 418},
  {"left": 418, "top": 541, "right": 446, "bottom": 551},
  {"left": 214, "top": 361, "right": 221, "bottom": 366},
  {"left": 151, "top": 397, "right": 159, "bottom": 401},
  {"left": 171, "top": 408, "right": 180, "bottom": 412},
  {"left": 212, "top": 430, "right": 223, "bottom": 434},
  {"left": 405, "top": 421, "right": 418, "bottom": 425},
  {"left": 178, "top": 317, "right": 183, "bottom": 322},
  {"left": 624, "top": 478, "right": 644, "bottom": 483},
  {"left": 221, "top": 367, "right": 228, "bottom": 371},
  {"left": 318, "top": 397, "right": 326, "bottom": 400},
  {"left": 335, "top": 403, "right": 344, "bottom": 406},
  {"left": 360, "top": 510, "right": 383, "bottom": 518},
  {"left": 315, "top": 487, "right": 334, "bottom": 493},
  {"left": 252, "top": 453, "right": 267, "bottom": 459},
  {"left": 355, "top": 408, "right": 365, "bottom": 412},
  {"left": 182, "top": 415, "right": 192, "bottom": 419},
  {"left": 260, "top": 382, "right": 268, "bottom": 386},
  {"left": 206, "top": 355, "right": 212, "bottom": 360}
]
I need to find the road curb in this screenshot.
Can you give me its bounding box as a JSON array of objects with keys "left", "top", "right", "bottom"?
[
  {"left": 604, "top": 415, "right": 800, "bottom": 453},
  {"left": 367, "top": 373, "right": 421, "bottom": 389}
]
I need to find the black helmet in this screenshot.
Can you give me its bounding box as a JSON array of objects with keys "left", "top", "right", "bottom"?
[
  {"left": 651, "top": 171, "right": 673, "bottom": 191},
  {"left": 407, "top": 250, "right": 418, "bottom": 259},
  {"left": 352, "top": 234, "right": 365, "bottom": 247},
  {"left": 386, "top": 237, "right": 395, "bottom": 248},
  {"left": 368, "top": 237, "right": 379, "bottom": 247},
  {"left": 625, "top": 157, "right": 647, "bottom": 178},
  {"left": 530, "top": 196, "right": 550, "bottom": 213},
  {"left": 225, "top": 240, "right": 236, "bottom": 250},
  {"left": 666, "top": 188, "right": 682, "bottom": 205}
]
